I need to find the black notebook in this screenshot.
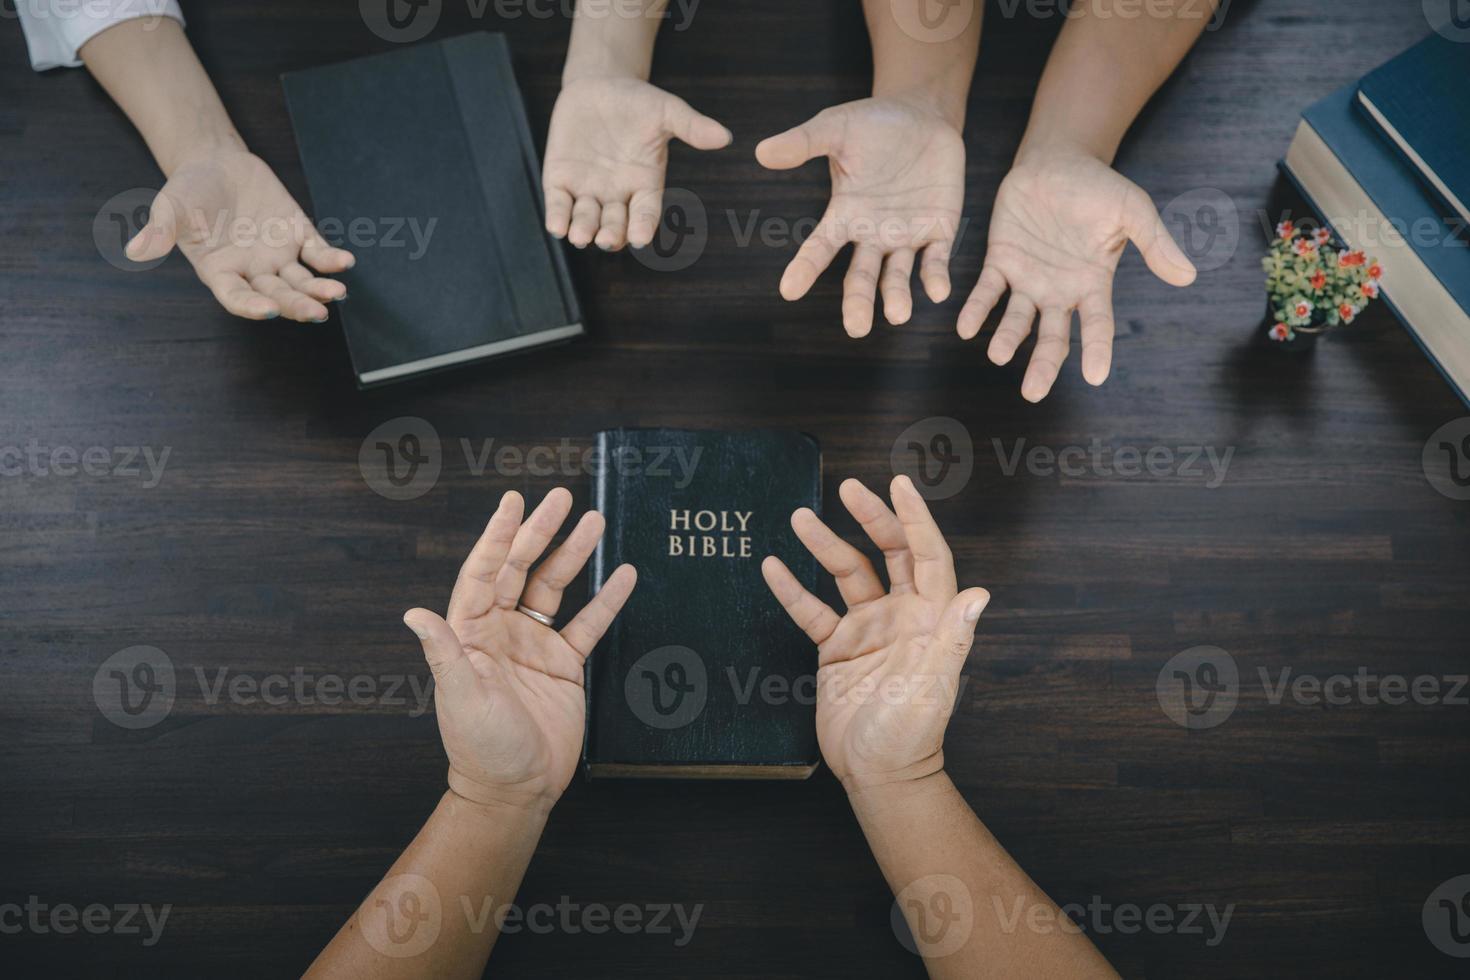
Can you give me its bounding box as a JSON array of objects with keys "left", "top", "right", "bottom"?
[
  {"left": 282, "top": 33, "right": 581, "bottom": 387},
  {"left": 584, "top": 429, "right": 822, "bottom": 779}
]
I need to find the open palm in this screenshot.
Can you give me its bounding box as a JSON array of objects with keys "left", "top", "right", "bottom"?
[
  {"left": 126, "top": 148, "right": 353, "bottom": 322},
  {"left": 756, "top": 98, "right": 965, "bottom": 336},
  {"left": 404, "top": 488, "right": 637, "bottom": 809},
  {"left": 543, "top": 77, "right": 730, "bottom": 251},
  {"left": 762, "top": 476, "right": 989, "bottom": 788},
  {"left": 958, "top": 151, "right": 1196, "bottom": 401}
]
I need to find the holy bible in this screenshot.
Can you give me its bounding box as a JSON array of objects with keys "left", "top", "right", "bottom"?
[{"left": 584, "top": 429, "right": 822, "bottom": 779}]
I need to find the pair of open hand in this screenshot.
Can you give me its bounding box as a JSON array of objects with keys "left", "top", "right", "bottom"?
[
  {"left": 543, "top": 78, "right": 1198, "bottom": 402},
  {"left": 402, "top": 477, "right": 988, "bottom": 811}
]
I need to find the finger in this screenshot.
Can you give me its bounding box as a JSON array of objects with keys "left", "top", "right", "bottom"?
[
  {"left": 761, "top": 556, "right": 840, "bottom": 645},
  {"left": 627, "top": 188, "right": 664, "bottom": 249},
  {"left": 403, "top": 608, "right": 468, "bottom": 682},
  {"left": 448, "top": 491, "right": 525, "bottom": 621},
  {"left": 958, "top": 265, "right": 1006, "bottom": 340},
  {"left": 279, "top": 262, "right": 347, "bottom": 303},
  {"left": 790, "top": 507, "right": 885, "bottom": 606},
  {"left": 1022, "top": 306, "right": 1071, "bottom": 403},
  {"left": 1123, "top": 185, "right": 1197, "bottom": 287},
  {"left": 491, "top": 487, "right": 575, "bottom": 610},
  {"left": 299, "top": 223, "right": 355, "bottom": 274},
  {"left": 841, "top": 244, "right": 883, "bottom": 338},
  {"left": 202, "top": 271, "right": 279, "bottom": 320},
  {"left": 519, "top": 510, "right": 605, "bottom": 618},
  {"left": 561, "top": 563, "right": 638, "bottom": 658},
  {"left": 249, "top": 273, "right": 330, "bottom": 323},
  {"left": 987, "top": 294, "right": 1035, "bottom": 366},
  {"left": 545, "top": 186, "right": 574, "bottom": 238},
  {"left": 595, "top": 200, "right": 629, "bottom": 251},
  {"left": 919, "top": 238, "right": 953, "bottom": 304},
  {"left": 755, "top": 109, "right": 841, "bottom": 170},
  {"left": 124, "top": 190, "right": 178, "bottom": 263},
  {"left": 662, "top": 96, "right": 733, "bottom": 150},
  {"left": 927, "top": 587, "right": 991, "bottom": 669},
  {"left": 839, "top": 478, "right": 914, "bottom": 593},
  {"left": 568, "top": 196, "right": 601, "bottom": 249},
  {"left": 879, "top": 248, "right": 916, "bottom": 326},
  {"left": 779, "top": 216, "right": 844, "bottom": 302},
  {"left": 889, "top": 475, "right": 957, "bottom": 599},
  {"left": 1078, "top": 287, "right": 1116, "bottom": 387}
]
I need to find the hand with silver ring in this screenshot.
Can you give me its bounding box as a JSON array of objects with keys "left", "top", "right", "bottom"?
[{"left": 402, "top": 488, "right": 638, "bottom": 812}]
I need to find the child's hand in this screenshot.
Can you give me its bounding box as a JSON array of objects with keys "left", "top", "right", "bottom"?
[{"left": 543, "top": 77, "right": 730, "bottom": 251}]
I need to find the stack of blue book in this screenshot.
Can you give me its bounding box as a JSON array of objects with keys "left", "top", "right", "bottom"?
[{"left": 1282, "top": 31, "right": 1470, "bottom": 405}]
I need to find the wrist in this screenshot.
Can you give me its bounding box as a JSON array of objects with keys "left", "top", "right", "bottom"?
[
  {"left": 872, "top": 82, "right": 967, "bottom": 132},
  {"left": 845, "top": 768, "right": 955, "bottom": 818},
  {"left": 1014, "top": 122, "right": 1115, "bottom": 169},
  {"left": 446, "top": 767, "right": 557, "bottom": 821},
  {"left": 562, "top": 32, "right": 653, "bottom": 84},
  {"left": 157, "top": 126, "right": 247, "bottom": 177}
]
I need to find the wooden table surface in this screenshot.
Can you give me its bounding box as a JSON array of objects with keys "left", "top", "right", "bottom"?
[{"left": 4, "top": 1, "right": 1470, "bottom": 976}]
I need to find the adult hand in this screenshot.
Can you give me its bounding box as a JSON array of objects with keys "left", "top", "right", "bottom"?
[
  {"left": 958, "top": 148, "right": 1195, "bottom": 401},
  {"left": 125, "top": 146, "right": 353, "bottom": 322},
  {"left": 756, "top": 97, "right": 965, "bottom": 337},
  {"left": 403, "top": 488, "right": 638, "bottom": 811},
  {"left": 543, "top": 76, "right": 731, "bottom": 251},
  {"left": 761, "top": 475, "right": 988, "bottom": 790}
]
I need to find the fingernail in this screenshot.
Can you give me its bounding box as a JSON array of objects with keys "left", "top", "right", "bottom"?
[
  {"left": 334, "top": 292, "right": 348, "bottom": 303},
  {"left": 964, "top": 599, "right": 987, "bottom": 623},
  {"left": 265, "top": 311, "right": 280, "bottom": 320},
  {"left": 403, "top": 615, "right": 428, "bottom": 640},
  {"left": 312, "top": 316, "right": 328, "bottom": 324}
]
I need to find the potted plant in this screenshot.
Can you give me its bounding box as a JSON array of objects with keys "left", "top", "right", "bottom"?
[{"left": 1260, "top": 220, "right": 1383, "bottom": 350}]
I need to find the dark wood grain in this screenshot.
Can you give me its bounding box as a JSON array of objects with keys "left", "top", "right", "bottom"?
[{"left": 3, "top": 1, "right": 1469, "bottom": 976}]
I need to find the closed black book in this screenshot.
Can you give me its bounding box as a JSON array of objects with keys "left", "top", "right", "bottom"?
[
  {"left": 281, "top": 33, "right": 581, "bottom": 388},
  {"left": 585, "top": 429, "right": 822, "bottom": 779}
]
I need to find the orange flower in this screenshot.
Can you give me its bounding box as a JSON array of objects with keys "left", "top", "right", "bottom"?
[{"left": 1310, "top": 270, "right": 1326, "bottom": 290}]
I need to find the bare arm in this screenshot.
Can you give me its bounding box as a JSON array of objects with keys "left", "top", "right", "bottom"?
[{"left": 864, "top": 0, "right": 982, "bottom": 131}]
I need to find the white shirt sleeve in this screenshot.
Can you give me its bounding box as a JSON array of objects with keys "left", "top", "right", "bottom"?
[{"left": 16, "top": 0, "right": 185, "bottom": 71}]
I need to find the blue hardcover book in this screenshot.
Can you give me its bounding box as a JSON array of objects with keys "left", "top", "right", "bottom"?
[
  {"left": 1357, "top": 32, "right": 1470, "bottom": 227},
  {"left": 1282, "top": 82, "right": 1470, "bottom": 406}
]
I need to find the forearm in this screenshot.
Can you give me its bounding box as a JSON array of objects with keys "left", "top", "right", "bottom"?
[
  {"left": 863, "top": 0, "right": 982, "bottom": 129},
  {"left": 79, "top": 18, "right": 244, "bottom": 176},
  {"left": 562, "top": 0, "right": 669, "bottom": 82},
  {"left": 306, "top": 791, "right": 549, "bottom": 979},
  {"left": 1018, "top": 0, "right": 1215, "bottom": 164},
  {"left": 849, "top": 772, "right": 1116, "bottom": 979}
]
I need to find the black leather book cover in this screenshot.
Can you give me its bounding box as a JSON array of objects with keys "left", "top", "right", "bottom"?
[
  {"left": 585, "top": 429, "right": 822, "bottom": 779},
  {"left": 281, "top": 33, "right": 581, "bottom": 387}
]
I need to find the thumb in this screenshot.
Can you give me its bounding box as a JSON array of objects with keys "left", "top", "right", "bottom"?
[
  {"left": 663, "top": 95, "right": 732, "bottom": 151},
  {"left": 403, "top": 608, "right": 466, "bottom": 681},
  {"left": 1122, "top": 185, "right": 1197, "bottom": 288},
  {"left": 755, "top": 110, "right": 840, "bottom": 170},
  {"left": 930, "top": 588, "right": 991, "bottom": 665},
  {"left": 124, "top": 189, "right": 179, "bottom": 263}
]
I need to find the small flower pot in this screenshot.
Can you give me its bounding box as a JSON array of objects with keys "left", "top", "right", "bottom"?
[{"left": 1259, "top": 301, "right": 1325, "bottom": 352}]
